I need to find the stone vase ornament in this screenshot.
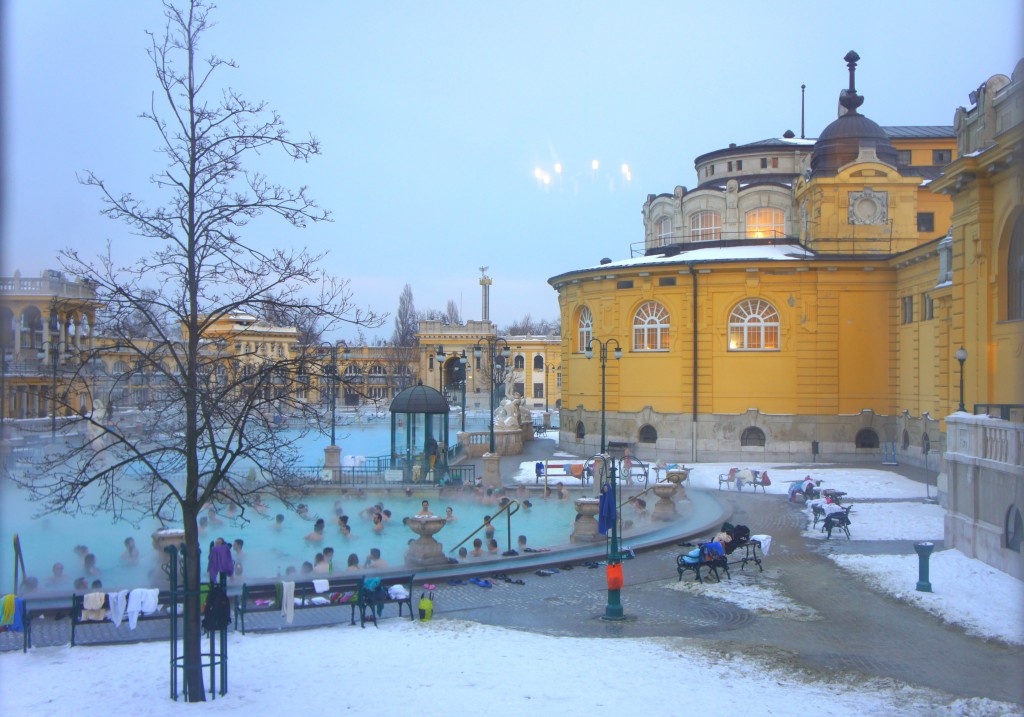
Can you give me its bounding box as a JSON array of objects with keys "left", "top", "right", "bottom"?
[
  {"left": 651, "top": 482, "right": 678, "bottom": 521},
  {"left": 571, "top": 497, "right": 601, "bottom": 543},
  {"left": 666, "top": 468, "right": 689, "bottom": 502},
  {"left": 405, "top": 515, "right": 449, "bottom": 567}
]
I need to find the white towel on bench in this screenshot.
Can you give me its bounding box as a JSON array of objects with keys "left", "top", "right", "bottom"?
[
  {"left": 751, "top": 534, "right": 771, "bottom": 556},
  {"left": 312, "top": 579, "right": 329, "bottom": 594}
]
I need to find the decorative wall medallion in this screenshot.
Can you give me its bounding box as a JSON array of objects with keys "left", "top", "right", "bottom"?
[{"left": 848, "top": 189, "right": 888, "bottom": 225}]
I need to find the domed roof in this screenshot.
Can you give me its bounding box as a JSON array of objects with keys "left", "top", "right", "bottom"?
[
  {"left": 810, "top": 51, "right": 899, "bottom": 176},
  {"left": 389, "top": 382, "right": 449, "bottom": 414}
]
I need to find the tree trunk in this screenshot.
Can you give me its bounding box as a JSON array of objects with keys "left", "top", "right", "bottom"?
[{"left": 182, "top": 506, "right": 206, "bottom": 701}]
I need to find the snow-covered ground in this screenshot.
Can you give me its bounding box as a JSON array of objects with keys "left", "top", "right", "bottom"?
[
  {"left": 2, "top": 619, "right": 1021, "bottom": 717},
  {"left": 830, "top": 551, "right": 1024, "bottom": 646},
  {"left": 512, "top": 458, "right": 936, "bottom": 501},
  {"left": 802, "top": 501, "right": 946, "bottom": 541}
]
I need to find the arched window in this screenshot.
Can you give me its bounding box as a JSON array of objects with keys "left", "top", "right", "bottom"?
[
  {"left": 577, "top": 307, "right": 593, "bottom": 353},
  {"left": 513, "top": 354, "right": 525, "bottom": 370},
  {"left": 690, "top": 210, "right": 722, "bottom": 241},
  {"left": 633, "top": 302, "right": 670, "bottom": 351},
  {"left": 728, "top": 299, "right": 780, "bottom": 351},
  {"left": 745, "top": 207, "right": 786, "bottom": 239},
  {"left": 658, "top": 217, "right": 673, "bottom": 245},
  {"left": 368, "top": 364, "right": 387, "bottom": 376},
  {"left": 1009, "top": 214, "right": 1024, "bottom": 320},
  {"left": 533, "top": 355, "right": 544, "bottom": 371},
  {"left": 741, "top": 427, "right": 766, "bottom": 447},
  {"left": 638, "top": 425, "right": 658, "bottom": 444},
  {"left": 575, "top": 421, "right": 586, "bottom": 440},
  {"left": 344, "top": 364, "right": 363, "bottom": 381},
  {"left": 1006, "top": 505, "right": 1023, "bottom": 552},
  {"left": 902, "top": 429, "right": 910, "bottom": 450},
  {"left": 855, "top": 429, "right": 879, "bottom": 449}
]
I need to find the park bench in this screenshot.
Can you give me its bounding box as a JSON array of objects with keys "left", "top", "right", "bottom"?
[
  {"left": 676, "top": 543, "right": 730, "bottom": 584},
  {"left": 358, "top": 573, "right": 416, "bottom": 627},
  {"left": 70, "top": 589, "right": 177, "bottom": 647},
  {"left": 539, "top": 462, "right": 585, "bottom": 484},
  {"left": 235, "top": 576, "right": 362, "bottom": 634},
  {"left": 19, "top": 595, "right": 70, "bottom": 652}
]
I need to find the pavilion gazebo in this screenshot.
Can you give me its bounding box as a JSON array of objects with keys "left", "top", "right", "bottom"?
[{"left": 389, "top": 382, "right": 450, "bottom": 483}]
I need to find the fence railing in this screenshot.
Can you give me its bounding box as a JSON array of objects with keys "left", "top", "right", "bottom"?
[{"left": 974, "top": 404, "right": 1024, "bottom": 423}]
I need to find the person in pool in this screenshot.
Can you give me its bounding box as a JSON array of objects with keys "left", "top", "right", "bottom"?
[{"left": 305, "top": 518, "right": 326, "bottom": 542}]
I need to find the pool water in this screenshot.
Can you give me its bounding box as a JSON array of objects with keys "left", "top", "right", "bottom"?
[{"left": 0, "top": 480, "right": 594, "bottom": 590}]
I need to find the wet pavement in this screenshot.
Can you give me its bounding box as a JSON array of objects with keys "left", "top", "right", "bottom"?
[{"left": 5, "top": 439, "right": 1022, "bottom": 708}]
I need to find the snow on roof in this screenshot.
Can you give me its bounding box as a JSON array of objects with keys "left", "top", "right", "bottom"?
[{"left": 578, "top": 243, "right": 813, "bottom": 272}]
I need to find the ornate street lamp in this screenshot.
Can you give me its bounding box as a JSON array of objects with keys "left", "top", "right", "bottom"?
[
  {"left": 586, "top": 337, "right": 623, "bottom": 620},
  {"left": 474, "top": 335, "right": 510, "bottom": 453},
  {"left": 956, "top": 346, "right": 968, "bottom": 413},
  {"left": 585, "top": 338, "right": 622, "bottom": 453},
  {"left": 318, "top": 341, "right": 351, "bottom": 446}
]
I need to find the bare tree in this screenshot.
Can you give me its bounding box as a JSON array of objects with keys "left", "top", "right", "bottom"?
[
  {"left": 18, "top": 1, "right": 380, "bottom": 701},
  {"left": 392, "top": 284, "right": 417, "bottom": 347},
  {"left": 444, "top": 299, "right": 461, "bottom": 325},
  {"left": 502, "top": 314, "right": 559, "bottom": 336}
]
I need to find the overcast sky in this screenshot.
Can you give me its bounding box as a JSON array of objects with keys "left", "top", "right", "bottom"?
[{"left": 3, "top": 1, "right": 1021, "bottom": 340}]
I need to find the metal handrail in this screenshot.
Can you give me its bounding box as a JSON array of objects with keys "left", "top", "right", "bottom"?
[{"left": 448, "top": 499, "right": 520, "bottom": 554}]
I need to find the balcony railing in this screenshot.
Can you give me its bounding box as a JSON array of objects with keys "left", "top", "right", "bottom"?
[
  {"left": 630, "top": 233, "right": 798, "bottom": 258},
  {"left": 974, "top": 404, "right": 1024, "bottom": 423}
]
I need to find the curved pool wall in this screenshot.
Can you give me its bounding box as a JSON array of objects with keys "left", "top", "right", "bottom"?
[{"left": 1, "top": 476, "right": 728, "bottom": 591}]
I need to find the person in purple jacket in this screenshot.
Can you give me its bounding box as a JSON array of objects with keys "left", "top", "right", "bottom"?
[{"left": 207, "top": 537, "right": 234, "bottom": 584}]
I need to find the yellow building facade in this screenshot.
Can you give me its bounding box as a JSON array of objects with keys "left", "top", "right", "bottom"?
[{"left": 550, "top": 53, "right": 1023, "bottom": 468}]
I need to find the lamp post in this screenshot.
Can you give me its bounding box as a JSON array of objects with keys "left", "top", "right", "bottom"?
[
  {"left": 585, "top": 338, "right": 622, "bottom": 453},
  {"left": 955, "top": 346, "right": 968, "bottom": 413},
  {"left": 458, "top": 351, "right": 467, "bottom": 433},
  {"left": 435, "top": 345, "right": 446, "bottom": 400},
  {"left": 586, "top": 337, "right": 623, "bottom": 620},
  {"left": 318, "top": 341, "right": 351, "bottom": 446},
  {"left": 41, "top": 341, "right": 62, "bottom": 437},
  {"left": 474, "top": 335, "right": 510, "bottom": 453}
]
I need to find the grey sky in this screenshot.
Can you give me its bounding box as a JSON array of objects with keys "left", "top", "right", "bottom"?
[{"left": 3, "top": 1, "right": 1021, "bottom": 339}]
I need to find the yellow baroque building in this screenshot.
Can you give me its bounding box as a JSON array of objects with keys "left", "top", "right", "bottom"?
[{"left": 549, "top": 53, "right": 1023, "bottom": 469}]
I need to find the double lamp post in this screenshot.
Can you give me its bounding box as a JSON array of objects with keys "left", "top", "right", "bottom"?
[
  {"left": 585, "top": 337, "right": 624, "bottom": 620},
  {"left": 474, "top": 336, "right": 510, "bottom": 454}
]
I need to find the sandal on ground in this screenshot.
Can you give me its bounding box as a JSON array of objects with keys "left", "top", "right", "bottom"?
[{"left": 446, "top": 579, "right": 466, "bottom": 586}]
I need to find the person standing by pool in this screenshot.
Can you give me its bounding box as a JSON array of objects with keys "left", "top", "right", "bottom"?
[{"left": 233, "top": 539, "right": 245, "bottom": 577}]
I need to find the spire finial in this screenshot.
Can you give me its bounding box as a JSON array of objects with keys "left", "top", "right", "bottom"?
[{"left": 839, "top": 50, "right": 864, "bottom": 114}]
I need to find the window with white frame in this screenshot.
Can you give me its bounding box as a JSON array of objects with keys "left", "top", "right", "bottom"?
[
  {"left": 633, "top": 302, "right": 670, "bottom": 351},
  {"left": 690, "top": 210, "right": 722, "bottom": 241},
  {"left": 745, "top": 207, "right": 786, "bottom": 239},
  {"left": 577, "top": 307, "right": 593, "bottom": 353},
  {"left": 657, "top": 217, "right": 673, "bottom": 245},
  {"left": 728, "top": 299, "right": 780, "bottom": 351}
]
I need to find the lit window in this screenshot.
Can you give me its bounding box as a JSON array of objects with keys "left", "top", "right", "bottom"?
[
  {"left": 690, "top": 210, "right": 722, "bottom": 241},
  {"left": 728, "top": 299, "right": 780, "bottom": 351},
  {"left": 658, "top": 218, "right": 673, "bottom": 245},
  {"left": 577, "top": 307, "right": 593, "bottom": 353},
  {"left": 745, "top": 207, "right": 785, "bottom": 239},
  {"left": 633, "top": 302, "right": 670, "bottom": 351}
]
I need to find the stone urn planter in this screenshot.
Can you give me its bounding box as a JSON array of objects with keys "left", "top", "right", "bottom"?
[
  {"left": 666, "top": 468, "right": 689, "bottom": 502},
  {"left": 405, "top": 515, "right": 449, "bottom": 567},
  {"left": 151, "top": 528, "right": 186, "bottom": 585},
  {"left": 571, "top": 497, "right": 602, "bottom": 543},
  {"left": 651, "top": 482, "right": 679, "bottom": 521}
]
